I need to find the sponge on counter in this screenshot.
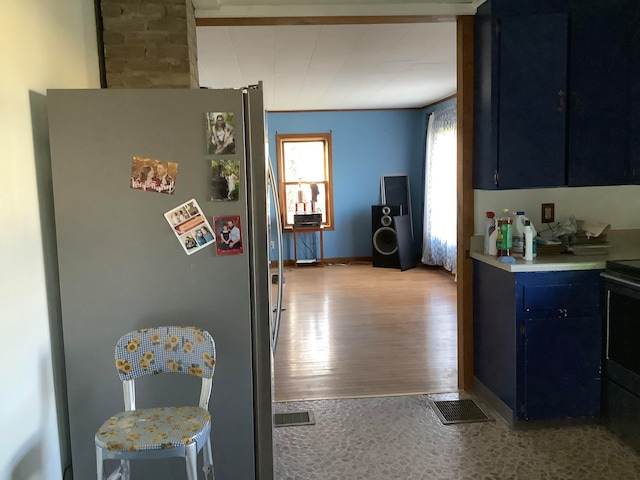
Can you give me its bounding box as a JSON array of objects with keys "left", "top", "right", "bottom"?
[{"left": 498, "top": 256, "right": 516, "bottom": 263}]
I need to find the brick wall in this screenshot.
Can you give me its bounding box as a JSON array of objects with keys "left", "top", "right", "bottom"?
[{"left": 101, "top": 0, "right": 199, "bottom": 88}]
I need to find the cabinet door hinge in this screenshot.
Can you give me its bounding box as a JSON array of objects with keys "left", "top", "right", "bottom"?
[{"left": 520, "top": 323, "right": 526, "bottom": 336}]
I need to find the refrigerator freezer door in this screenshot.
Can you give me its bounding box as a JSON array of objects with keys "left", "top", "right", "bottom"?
[{"left": 48, "top": 88, "right": 271, "bottom": 480}]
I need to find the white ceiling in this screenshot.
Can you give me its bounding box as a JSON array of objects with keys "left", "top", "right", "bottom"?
[{"left": 195, "top": 1, "right": 482, "bottom": 111}]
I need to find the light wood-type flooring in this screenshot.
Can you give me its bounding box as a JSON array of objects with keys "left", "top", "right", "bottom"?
[{"left": 273, "top": 263, "right": 458, "bottom": 402}]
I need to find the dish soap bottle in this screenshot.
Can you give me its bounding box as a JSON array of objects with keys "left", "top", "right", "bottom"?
[{"left": 497, "top": 209, "right": 512, "bottom": 257}]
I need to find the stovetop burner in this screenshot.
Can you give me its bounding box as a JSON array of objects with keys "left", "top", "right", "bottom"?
[{"left": 606, "top": 259, "right": 640, "bottom": 281}]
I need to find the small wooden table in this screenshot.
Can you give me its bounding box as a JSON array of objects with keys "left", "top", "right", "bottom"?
[{"left": 291, "top": 226, "right": 324, "bottom": 267}]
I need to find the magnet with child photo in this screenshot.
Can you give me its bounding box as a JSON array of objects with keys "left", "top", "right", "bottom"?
[{"left": 214, "top": 216, "right": 243, "bottom": 256}]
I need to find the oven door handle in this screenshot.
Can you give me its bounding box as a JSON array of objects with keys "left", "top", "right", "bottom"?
[{"left": 601, "top": 272, "right": 640, "bottom": 289}]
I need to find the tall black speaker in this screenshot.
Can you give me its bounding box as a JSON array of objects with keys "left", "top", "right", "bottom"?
[{"left": 371, "top": 205, "right": 415, "bottom": 271}]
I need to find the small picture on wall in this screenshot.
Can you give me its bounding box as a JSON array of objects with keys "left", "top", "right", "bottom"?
[
  {"left": 130, "top": 156, "right": 178, "bottom": 194},
  {"left": 165, "top": 199, "right": 215, "bottom": 255},
  {"left": 210, "top": 159, "right": 240, "bottom": 201},
  {"left": 206, "top": 112, "right": 236, "bottom": 155},
  {"left": 214, "top": 215, "right": 243, "bottom": 255}
]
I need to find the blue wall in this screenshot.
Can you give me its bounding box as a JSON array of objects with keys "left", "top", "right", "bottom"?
[{"left": 267, "top": 99, "right": 457, "bottom": 261}]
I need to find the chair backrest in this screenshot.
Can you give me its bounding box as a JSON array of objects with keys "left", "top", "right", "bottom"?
[{"left": 115, "top": 326, "right": 216, "bottom": 382}]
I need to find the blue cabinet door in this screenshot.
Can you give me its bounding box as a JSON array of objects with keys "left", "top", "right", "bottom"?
[
  {"left": 567, "top": 0, "right": 631, "bottom": 186},
  {"left": 473, "top": 6, "right": 500, "bottom": 190},
  {"left": 497, "top": 14, "right": 568, "bottom": 189},
  {"left": 523, "top": 315, "right": 602, "bottom": 420},
  {"left": 630, "top": 7, "right": 640, "bottom": 184}
]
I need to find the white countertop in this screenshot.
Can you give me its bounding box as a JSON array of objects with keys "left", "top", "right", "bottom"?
[{"left": 470, "top": 230, "right": 640, "bottom": 273}]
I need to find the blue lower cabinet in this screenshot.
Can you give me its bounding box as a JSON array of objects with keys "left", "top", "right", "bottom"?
[{"left": 473, "top": 260, "right": 602, "bottom": 422}]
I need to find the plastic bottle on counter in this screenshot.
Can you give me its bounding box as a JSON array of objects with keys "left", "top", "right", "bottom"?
[
  {"left": 524, "top": 220, "right": 534, "bottom": 261},
  {"left": 483, "top": 211, "right": 496, "bottom": 254},
  {"left": 512, "top": 211, "right": 526, "bottom": 256},
  {"left": 488, "top": 219, "right": 498, "bottom": 256},
  {"left": 496, "top": 209, "right": 512, "bottom": 257}
]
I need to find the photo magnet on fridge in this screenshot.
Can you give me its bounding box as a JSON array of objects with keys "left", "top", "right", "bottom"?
[
  {"left": 214, "top": 215, "right": 243, "bottom": 255},
  {"left": 165, "top": 199, "right": 215, "bottom": 255},
  {"left": 130, "top": 156, "right": 177, "bottom": 194},
  {"left": 206, "top": 112, "right": 236, "bottom": 155},
  {"left": 211, "top": 159, "right": 240, "bottom": 201}
]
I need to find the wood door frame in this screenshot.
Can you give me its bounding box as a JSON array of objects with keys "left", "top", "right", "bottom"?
[{"left": 197, "top": 14, "right": 475, "bottom": 392}]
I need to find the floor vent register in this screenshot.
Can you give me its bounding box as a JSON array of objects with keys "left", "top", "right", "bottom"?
[
  {"left": 430, "top": 399, "right": 492, "bottom": 425},
  {"left": 274, "top": 411, "right": 315, "bottom": 427}
]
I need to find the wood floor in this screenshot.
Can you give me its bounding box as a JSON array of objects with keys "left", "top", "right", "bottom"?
[{"left": 273, "top": 263, "right": 458, "bottom": 402}]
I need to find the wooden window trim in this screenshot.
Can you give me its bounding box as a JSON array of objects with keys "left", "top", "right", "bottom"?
[{"left": 276, "top": 132, "right": 334, "bottom": 231}]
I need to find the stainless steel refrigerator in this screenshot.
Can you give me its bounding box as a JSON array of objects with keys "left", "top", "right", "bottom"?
[{"left": 47, "top": 85, "right": 283, "bottom": 480}]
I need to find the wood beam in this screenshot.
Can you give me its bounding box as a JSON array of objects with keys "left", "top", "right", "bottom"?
[
  {"left": 196, "top": 15, "right": 456, "bottom": 27},
  {"left": 456, "top": 15, "right": 475, "bottom": 392}
]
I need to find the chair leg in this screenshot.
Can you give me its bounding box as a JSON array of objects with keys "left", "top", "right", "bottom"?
[
  {"left": 96, "top": 446, "right": 105, "bottom": 480},
  {"left": 185, "top": 442, "right": 198, "bottom": 480},
  {"left": 203, "top": 438, "right": 215, "bottom": 480},
  {"left": 120, "top": 460, "right": 130, "bottom": 480}
]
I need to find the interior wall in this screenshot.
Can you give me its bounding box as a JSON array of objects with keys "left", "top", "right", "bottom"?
[
  {"left": 474, "top": 185, "right": 640, "bottom": 234},
  {"left": 0, "top": 1, "right": 100, "bottom": 478},
  {"left": 267, "top": 109, "right": 424, "bottom": 260}
]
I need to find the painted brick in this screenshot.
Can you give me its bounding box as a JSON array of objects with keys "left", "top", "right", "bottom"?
[
  {"left": 168, "top": 60, "right": 190, "bottom": 72},
  {"left": 106, "top": 72, "right": 125, "bottom": 87},
  {"left": 121, "top": 74, "right": 154, "bottom": 88},
  {"left": 146, "top": 45, "right": 189, "bottom": 59},
  {"left": 166, "top": 32, "right": 188, "bottom": 44},
  {"left": 125, "top": 32, "right": 167, "bottom": 45},
  {"left": 105, "top": 45, "right": 146, "bottom": 59},
  {"left": 105, "top": 59, "right": 127, "bottom": 73},
  {"left": 165, "top": 4, "right": 187, "bottom": 18},
  {"left": 124, "top": 58, "right": 174, "bottom": 71},
  {"left": 103, "top": 17, "right": 147, "bottom": 32},
  {"left": 122, "top": 4, "right": 165, "bottom": 18},
  {"left": 102, "top": 0, "right": 142, "bottom": 4},
  {"left": 147, "top": 18, "right": 187, "bottom": 32},
  {"left": 143, "top": 0, "right": 184, "bottom": 4},
  {"left": 148, "top": 71, "right": 191, "bottom": 86},
  {"left": 101, "top": 4, "right": 123, "bottom": 17},
  {"left": 103, "top": 31, "right": 125, "bottom": 45}
]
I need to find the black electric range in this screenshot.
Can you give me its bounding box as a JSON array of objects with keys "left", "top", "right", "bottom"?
[{"left": 601, "top": 260, "right": 640, "bottom": 452}]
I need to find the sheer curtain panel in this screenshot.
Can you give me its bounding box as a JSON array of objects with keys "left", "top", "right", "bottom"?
[{"left": 421, "top": 105, "right": 457, "bottom": 274}]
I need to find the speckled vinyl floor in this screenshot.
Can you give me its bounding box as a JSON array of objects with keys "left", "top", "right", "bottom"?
[{"left": 274, "top": 394, "right": 640, "bottom": 480}]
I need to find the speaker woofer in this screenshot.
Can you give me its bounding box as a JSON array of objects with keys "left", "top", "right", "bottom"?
[{"left": 373, "top": 227, "right": 398, "bottom": 255}]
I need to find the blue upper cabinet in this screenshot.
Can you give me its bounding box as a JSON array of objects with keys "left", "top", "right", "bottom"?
[
  {"left": 498, "top": 14, "right": 568, "bottom": 189},
  {"left": 474, "top": 0, "right": 636, "bottom": 190},
  {"left": 473, "top": 2, "right": 569, "bottom": 190},
  {"left": 630, "top": 5, "right": 640, "bottom": 184},
  {"left": 567, "top": 0, "right": 631, "bottom": 186}
]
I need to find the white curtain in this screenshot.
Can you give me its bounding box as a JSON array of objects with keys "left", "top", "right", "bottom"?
[{"left": 421, "top": 105, "right": 457, "bottom": 274}]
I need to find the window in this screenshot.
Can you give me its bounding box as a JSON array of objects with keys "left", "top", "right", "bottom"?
[{"left": 276, "top": 133, "right": 334, "bottom": 230}]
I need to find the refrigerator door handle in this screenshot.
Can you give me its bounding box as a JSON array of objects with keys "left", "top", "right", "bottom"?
[{"left": 268, "top": 160, "right": 284, "bottom": 353}]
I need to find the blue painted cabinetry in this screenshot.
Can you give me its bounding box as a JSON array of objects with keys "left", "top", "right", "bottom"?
[
  {"left": 473, "top": 260, "right": 602, "bottom": 422},
  {"left": 474, "top": 0, "right": 636, "bottom": 189},
  {"left": 630, "top": 5, "right": 640, "bottom": 183},
  {"left": 567, "top": 0, "right": 632, "bottom": 186}
]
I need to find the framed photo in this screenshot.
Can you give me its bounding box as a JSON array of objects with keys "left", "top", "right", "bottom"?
[
  {"left": 206, "top": 112, "right": 236, "bottom": 155},
  {"left": 130, "top": 156, "right": 178, "bottom": 194},
  {"left": 211, "top": 159, "right": 240, "bottom": 201},
  {"left": 214, "top": 215, "right": 243, "bottom": 256}
]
